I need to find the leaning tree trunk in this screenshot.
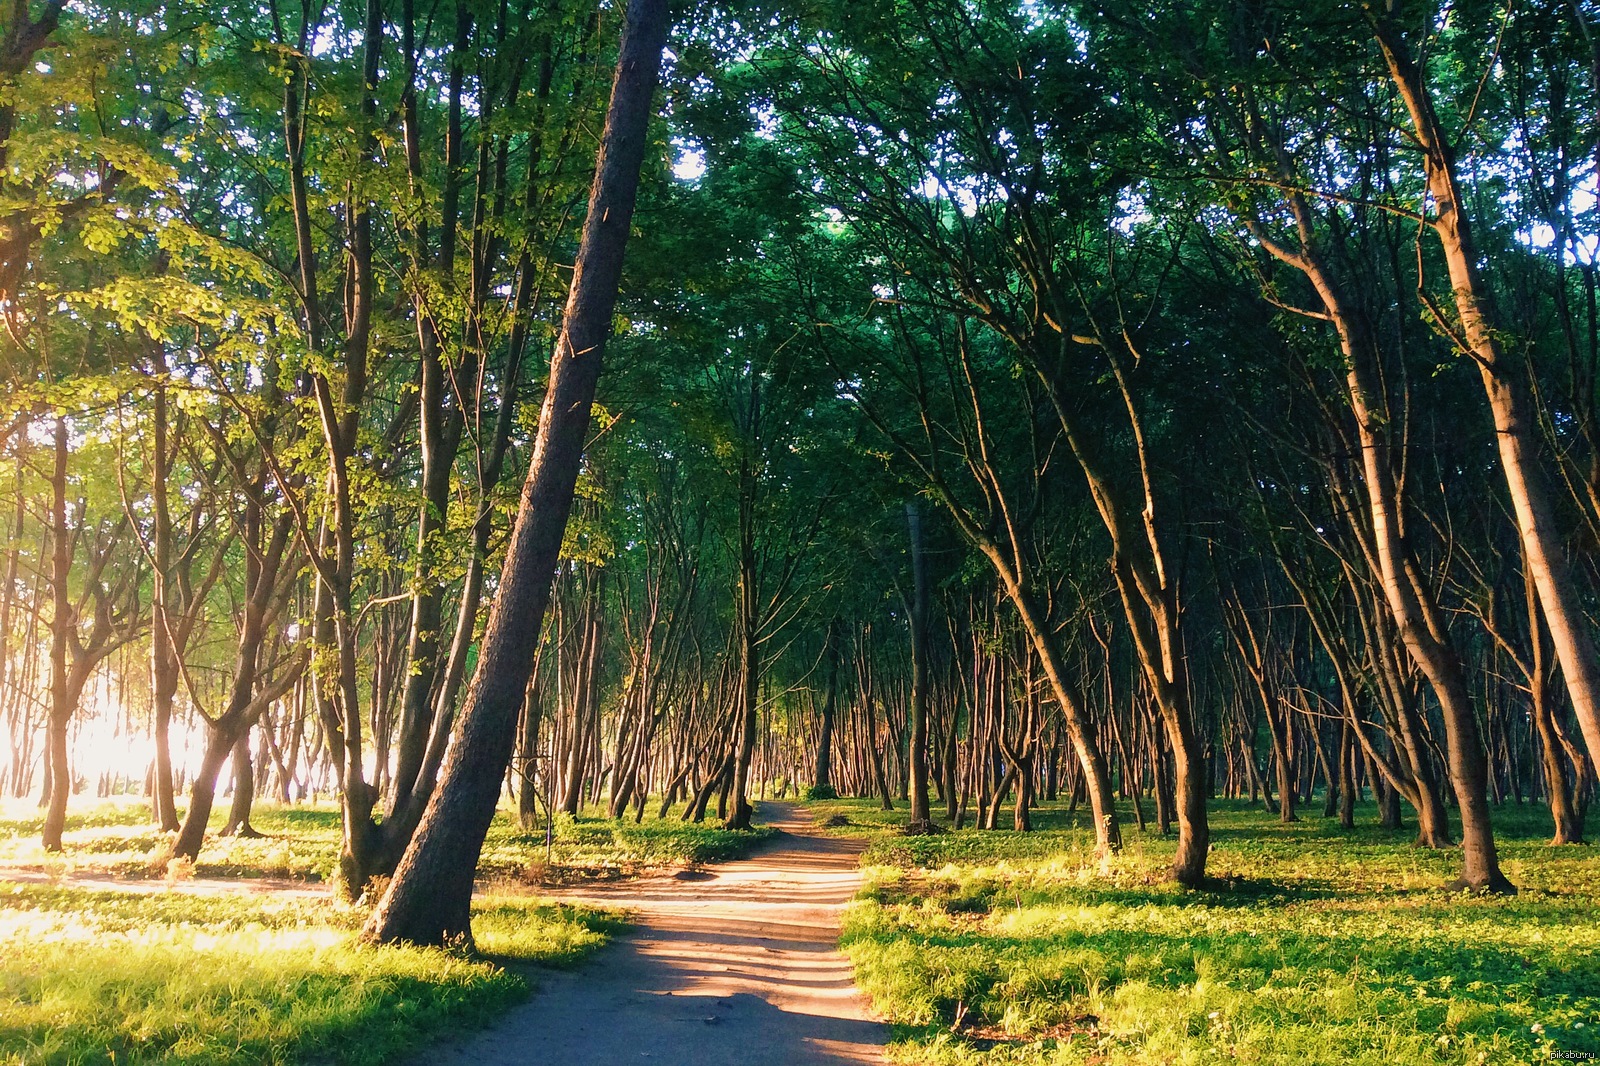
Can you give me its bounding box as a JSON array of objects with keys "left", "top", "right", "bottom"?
[
  {"left": 362, "top": 0, "right": 669, "bottom": 947},
  {"left": 1244, "top": 181, "right": 1505, "bottom": 888},
  {"left": 1377, "top": 17, "right": 1600, "bottom": 797}
]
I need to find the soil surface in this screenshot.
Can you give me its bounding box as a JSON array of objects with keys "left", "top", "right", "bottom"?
[{"left": 414, "top": 801, "right": 888, "bottom": 1066}]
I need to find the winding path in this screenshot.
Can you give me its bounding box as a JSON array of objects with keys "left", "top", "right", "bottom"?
[{"left": 414, "top": 801, "right": 887, "bottom": 1066}]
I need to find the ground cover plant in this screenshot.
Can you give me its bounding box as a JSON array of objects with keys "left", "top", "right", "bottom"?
[
  {"left": 828, "top": 797, "right": 1600, "bottom": 1066},
  {"left": 0, "top": 881, "right": 623, "bottom": 1065},
  {"left": 482, "top": 810, "right": 777, "bottom": 882}
]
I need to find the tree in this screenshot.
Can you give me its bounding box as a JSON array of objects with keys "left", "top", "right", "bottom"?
[{"left": 363, "top": 0, "right": 670, "bottom": 947}]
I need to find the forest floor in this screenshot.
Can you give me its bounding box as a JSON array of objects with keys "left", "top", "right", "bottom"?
[
  {"left": 409, "top": 799, "right": 888, "bottom": 1066},
  {"left": 6, "top": 794, "right": 1597, "bottom": 1065},
  {"left": 810, "top": 795, "right": 1600, "bottom": 1066},
  {"left": 0, "top": 798, "right": 770, "bottom": 884},
  {"left": 0, "top": 797, "right": 769, "bottom": 1064}
]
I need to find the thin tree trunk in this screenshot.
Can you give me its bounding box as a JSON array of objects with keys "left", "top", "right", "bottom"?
[
  {"left": 41, "top": 418, "right": 72, "bottom": 853},
  {"left": 906, "top": 500, "right": 932, "bottom": 824}
]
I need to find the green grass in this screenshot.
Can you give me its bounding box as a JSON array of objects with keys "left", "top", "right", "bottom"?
[
  {"left": 0, "top": 881, "right": 623, "bottom": 1065},
  {"left": 0, "top": 801, "right": 342, "bottom": 881},
  {"left": 0, "top": 796, "right": 772, "bottom": 1064},
  {"left": 827, "top": 796, "right": 1600, "bottom": 1066},
  {"left": 803, "top": 794, "right": 916, "bottom": 838},
  {"left": 0, "top": 798, "right": 776, "bottom": 883},
  {"left": 480, "top": 809, "right": 776, "bottom": 881}
]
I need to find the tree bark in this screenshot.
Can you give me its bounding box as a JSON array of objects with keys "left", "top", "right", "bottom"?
[
  {"left": 221, "top": 729, "right": 261, "bottom": 838},
  {"left": 362, "top": 0, "right": 669, "bottom": 947},
  {"left": 1243, "top": 179, "right": 1507, "bottom": 888},
  {"left": 906, "top": 500, "right": 932, "bottom": 825},
  {"left": 1377, "top": 14, "right": 1600, "bottom": 800},
  {"left": 812, "top": 629, "right": 837, "bottom": 793},
  {"left": 41, "top": 417, "right": 72, "bottom": 853},
  {"left": 148, "top": 368, "right": 181, "bottom": 832}
]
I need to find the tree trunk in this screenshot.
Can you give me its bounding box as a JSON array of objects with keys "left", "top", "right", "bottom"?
[
  {"left": 362, "top": 0, "right": 669, "bottom": 947},
  {"left": 148, "top": 371, "right": 181, "bottom": 833},
  {"left": 1377, "top": 17, "right": 1600, "bottom": 802},
  {"left": 1247, "top": 187, "right": 1507, "bottom": 889},
  {"left": 1338, "top": 722, "right": 1356, "bottom": 830},
  {"left": 41, "top": 417, "right": 72, "bottom": 853},
  {"left": 171, "top": 734, "right": 232, "bottom": 860},
  {"left": 221, "top": 728, "right": 261, "bottom": 838},
  {"left": 906, "top": 500, "right": 932, "bottom": 824},
  {"left": 1527, "top": 566, "right": 1583, "bottom": 844},
  {"left": 813, "top": 627, "right": 837, "bottom": 792}
]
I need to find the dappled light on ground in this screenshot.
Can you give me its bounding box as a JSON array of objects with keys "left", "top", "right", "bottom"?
[{"left": 411, "top": 801, "right": 887, "bottom": 1066}]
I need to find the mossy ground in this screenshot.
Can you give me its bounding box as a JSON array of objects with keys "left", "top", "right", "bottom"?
[{"left": 819, "top": 795, "right": 1600, "bottom": 1066}]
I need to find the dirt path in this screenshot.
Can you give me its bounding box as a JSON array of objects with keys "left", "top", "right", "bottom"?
[{"left": 414, "top": 801, "right": 888, "bottom": 1066}]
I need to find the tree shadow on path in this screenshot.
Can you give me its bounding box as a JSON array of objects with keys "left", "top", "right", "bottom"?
[{"left": 413, "top": 801, "right": 887, "bottom": 1065}]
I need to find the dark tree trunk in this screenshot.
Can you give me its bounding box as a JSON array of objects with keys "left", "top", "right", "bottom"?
[
  {"left": 906, "top": 500, "right": 932, "bottom": 825},
  {"left": 813, "top": 627, "right": 837, "bottom": 792},
  {"left": 222, "top": 729, "right": 261, "bottom": 838},
  {"left": 1338, "top": 722, "right": 1356, "bottom": 830},
  {"left": 362, "top": 0, "right": 669, "bottom": 947}
]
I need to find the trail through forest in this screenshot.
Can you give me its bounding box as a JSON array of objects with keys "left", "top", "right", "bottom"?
[{"left": 414, "top": 802, "right": 886, "bottom": 1066}]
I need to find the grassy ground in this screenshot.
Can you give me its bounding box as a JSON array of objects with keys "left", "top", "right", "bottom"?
[
  {"left": 484, "top": 806, "right": 777, "bottom": 883},
  {"left": 0, "top": 881, "right": 623, "bottom": 1065},
  {"left": 819, "top": 795, "right": 1600, "bottom": 1066},
  {"left": 0, "top": 798, "right": 774, "bottom": 884},
  {"left": 0, "top": 796, "right": 772, "bottom": 1065}
]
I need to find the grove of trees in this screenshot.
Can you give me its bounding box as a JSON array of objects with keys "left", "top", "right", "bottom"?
[{"left": 1, "top": 0, "right": 1597, "bottom": 943}]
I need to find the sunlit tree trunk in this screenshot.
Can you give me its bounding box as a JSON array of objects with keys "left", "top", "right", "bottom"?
[{"left": 1377, "top": 14, "right": 1600, "bottom": 796}]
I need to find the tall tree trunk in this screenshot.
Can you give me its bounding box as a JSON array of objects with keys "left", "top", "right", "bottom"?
[
  {"left": 1376, "top": 17, "right": 1600, "bottom": 803},
  {"left": 1245, "top": 182, "right": 1507, "bottom": 888},
  {"left": 813, "top": 626, "right": 837, "bottom": 792},
  {"left": 41, "top": 417, "right": 71, "bottom": 853},
  {"left": 727, "top": 375, "right": 762, "bottom": 830},
  {"left": 148, "top": 369, "right": 181, "bottom": 832},
  {"left": 362, "top": 0, "right": 669, "bottom": 946},
  {"left": 906, "top": 500, "right": 932, "bottom": 824}
]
